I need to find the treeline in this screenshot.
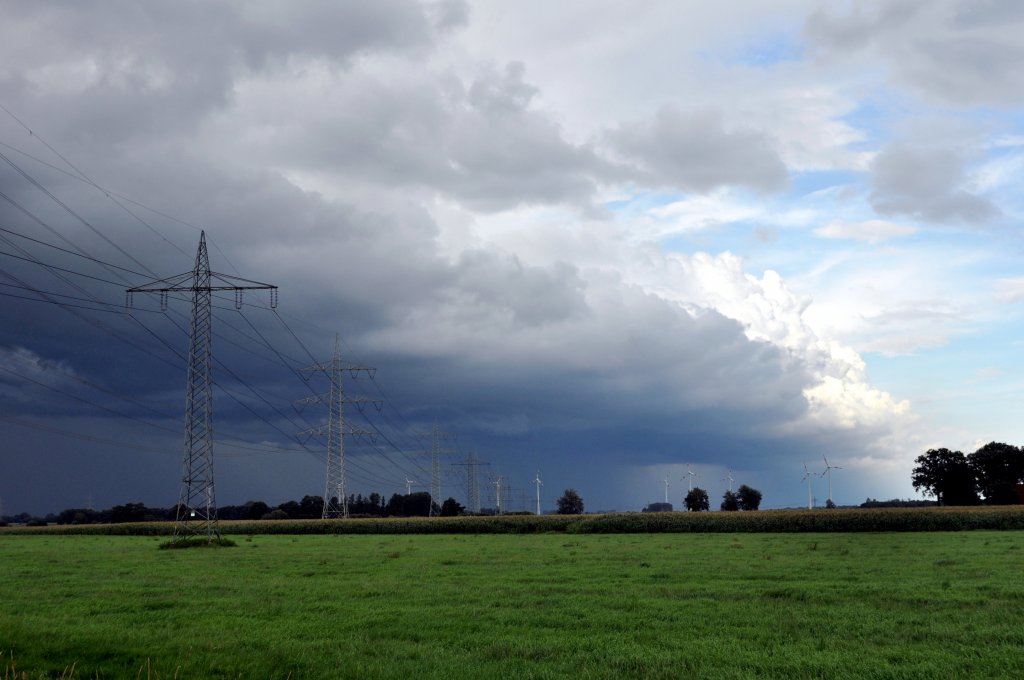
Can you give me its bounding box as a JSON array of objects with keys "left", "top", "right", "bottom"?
[
  {"left": 10, "top": 507, "right": 1024, "bottom": 536},
  {"left": 912, "top": 442, "right": 1024, "bottom": 506},
  {"left": 860, "top": 498, "right": 937, "bottom": 509},
  {"left": 0, "top": 491, "right": 463, "bottom": 526}
]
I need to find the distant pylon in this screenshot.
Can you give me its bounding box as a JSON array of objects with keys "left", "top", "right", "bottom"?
[
  {"left": 419, "top": 421, "right": 452, "bottom": 516},
  {"left": 296, "top": 334, "right": 380, "bottom": 519},
  {"left": 127, "top": 231, "right": 277, "bottom": 542},
  {"left": 452, "top": 451, "right": 488, "bottom": 514}
]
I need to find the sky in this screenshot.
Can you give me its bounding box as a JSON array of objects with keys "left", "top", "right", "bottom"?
[{"left": 2, "top": 0, "right": 1024, "bottom": 516}]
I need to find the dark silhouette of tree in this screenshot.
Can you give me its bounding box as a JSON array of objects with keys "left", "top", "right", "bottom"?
[
  {"left": 556, "top": 489, "right": 585, "bottom": 514},
  {"left": 912, "top": 448, "right": 980, "bottom": 506},
  {"left": 276, "top": 500, "right": 300, "bottom": 518},
  {"left": 736, "top": 484, "right": 762, "bottom": 511},
  {"left": 684, "top": 487, "right": 710, "bottom": 512},
  {"left": 298, "top": 495, "right": 324, "bottom": 518},
  {"left": 385, "top": 493, "right": 405, "bottom": 516},
  {"left": 440, "top": 497, "right": 465, "bottom": 516},
  {"left": 720, "top": 490, "right": 739, "bottom": 511},
  {"left": 969, "top": 442, "right": 1024, "bottom": 505},
  {"left": 403, "top": 492, "right": 432, "bottom": 517},
  {"left": 642, "top": 502, "right": 673, "bottom": 513}
]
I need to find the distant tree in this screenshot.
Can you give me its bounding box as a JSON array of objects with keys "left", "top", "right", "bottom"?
[
  {"left": 825, "top": 499, "right": 837, "bottom": 509},
  {"left": 385, "top": 493, "right": 405, "bottom": 517},
  {"left": 298, "top": 495, "right": 324, "bottom": 518},
  {"left": 277, "top": 500, "right": 300, "bottom": 518},
  {"left": 243, "top": 501, "right": 270, "bottom": 520},
  {"left": 684, "top": 487, "right": 710, "bottom": 512},
  {"left": 861, "top": 498, "right": 937, "bottom": 508},
  {"left": 262, "top": 509, "right": 289, "bottom": 520},
  {"left": 556, "top": 489, "right": 585, "bottom": 515},
  {"left": 403, "top": 492, "right": 432, "bottom": 517},
  {"left": 737, "top": 484, "right": 762, "bottom": 511},
  {"left": 109, "top": 502, "right": 148, "bottom": 523},
  {"left": 642, "top": 502, "right": 673, "bottom": 513},
  {"left": 969, "top": 442, "right": 1024, "bottom": 505},
  {"left": 912, "top": 448, "right": 980, "bottom": 506},
  {"left": 440, "top": 497, "right": 465, "bottom": 516},
  {"left": 720, "top": 490, "right": 739, "bottom": 511}
]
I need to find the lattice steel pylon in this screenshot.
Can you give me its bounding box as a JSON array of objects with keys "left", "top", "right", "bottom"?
[
  {"left": 419, "top": 421, "right": 453, "bottom": 516},
  {"left": 296, "top": 334, "right": 379, "bottom": 519},
  {"left": 127, "top": 231, "right": 277, "bottom": 542},
  {"left": 452, "top": 451, "right": 488, "bottom": 514}
]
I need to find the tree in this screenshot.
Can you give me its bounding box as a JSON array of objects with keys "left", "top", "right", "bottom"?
[
  {"left": 684, "top": 487, "right": 710, "bottom": 512},
  {"left": 737, "top": 484, "right": 762, "bottom": 511},
  {"left": 556, "top": 489, "right": 585, "bottom": 514},
  {"left": 912, "top": 448, "right": 979, "bottom": 506},
  {"left": 969, "top": 442, "right": 1024, "bottom": 505},
  {"left": 440, "top": 497, "right": 465, "bottom": 517},
  {"left": 642, "top": 502, "right": 673, "bottom": 513},
  {"left": 720, "top": 490, "right": 739, "bottom": 511},
  {"left": 403, "top": 492, "right": 432, "bottom": 517},
  {"left": 298, "top": 495, "right": 324, "bottom": 518}
]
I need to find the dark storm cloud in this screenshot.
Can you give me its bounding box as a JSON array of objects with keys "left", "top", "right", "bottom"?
[
  {"left": 0, "top": 1, "right": 908, "bottom": 515},
  {"left": 0, "top": 0, "right": 463, "bottom": 148},
  {"left": 869, "top": 144, "right": 996, "bottom": 223},
  {"left": 242, "top": 61, "right": 615, "bottom": 212},
  {"left": 606, "top": 107, "right": 789, "bottom": 194}
]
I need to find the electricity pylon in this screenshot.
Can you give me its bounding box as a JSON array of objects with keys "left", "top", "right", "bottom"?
[
  {"left": 127, "top": 231, "right": 277, "bottom": 542},
  {"left": 419, "top": 421, "right": 452, "bottom": 516},
  {"left": 296, "top": 334, "right": 380, "bottom": 519},
  {"left": 452, "top": 451, "right": 488, "bottom": 514}
]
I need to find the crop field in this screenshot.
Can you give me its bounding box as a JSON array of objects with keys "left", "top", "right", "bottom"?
[{"left": 2, "top": 531, "right": 1023, "bottom": 679}]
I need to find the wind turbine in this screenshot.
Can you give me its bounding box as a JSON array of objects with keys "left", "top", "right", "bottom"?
[
  {"left": 662, "top": 476, "right": 670, "bottom": 504},
  {"left": 494, "top": 476, "right": 504, "bottom": 515},
  {"left": 722, "top": 470, "right": 735, "bottom": 493},
  {"left": 532, "top": 471, "right": 543, "bottom": 515},
  {"left": 801, "top": 463, "right": 814, "bottom": 509},
  {"left": 684, "top": 464, "right": 697, "bottom": 492},
  {"left": 405, "top": 478, "right": 417, "bottom": 495},
  {"left": 821, "top": 456, "right": 842, "bottom": 506}
]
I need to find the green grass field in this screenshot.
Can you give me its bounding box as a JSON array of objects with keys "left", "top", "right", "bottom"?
[{"left": 2, "top": 532, "right": 1023, "bottom": 679}]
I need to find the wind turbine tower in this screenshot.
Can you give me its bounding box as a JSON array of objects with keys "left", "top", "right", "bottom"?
[
  {"left": 801, "top": 463, "right": 814, "bottom": 510},
  {"left": 723, "top": 470, "right": 735, "bottom": 492},
  {"left": 494, "top": 476, "right": 504, "bottom": 515},
  {"left": 533, "top": 472, "right": 543, "bottom": 515},
  {"left": 405, "top": 478, "right": 417, "bottom": 495},
  {"left": 662, "top": 476, "right": 670, "bottom": 504},
  {"left": 685, "top": 464, "right": 696, "bottom": 492},
  {"left": 822, "top": 456, "right": 843, "bottom": 506}
]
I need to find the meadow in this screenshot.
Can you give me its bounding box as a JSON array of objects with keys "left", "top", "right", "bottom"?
[{"left": 2, "top": 531, "right": 1023, "bottom": 679}]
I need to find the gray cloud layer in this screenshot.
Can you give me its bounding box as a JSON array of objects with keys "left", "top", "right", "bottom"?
[{"left": 0, "top": 1, "right": 918, "bottom": 514}]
